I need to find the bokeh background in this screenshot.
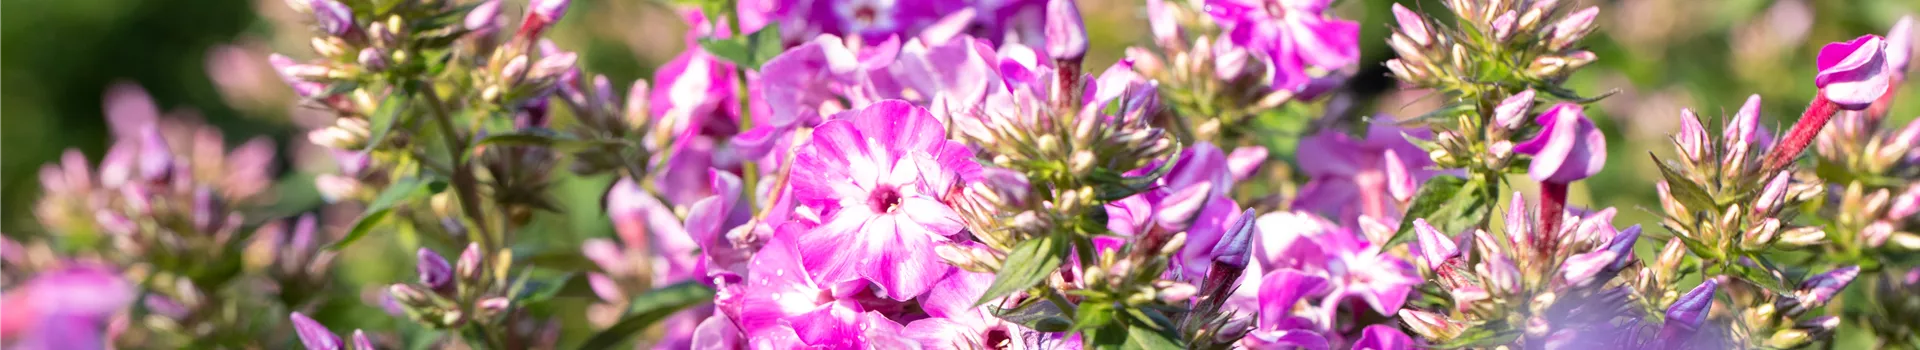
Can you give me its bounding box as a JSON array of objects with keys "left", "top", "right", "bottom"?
[{"left": 3, "top": 0, "right": 1917, "bottom": 345}]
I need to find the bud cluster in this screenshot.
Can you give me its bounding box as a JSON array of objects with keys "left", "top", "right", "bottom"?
[
  {"left": 1405, "top": 193, "right": 1644, "bottom": 347},
  {"left": 1387, "top": 0, "right": 1598, "bottom": 92},
  {"left": 388, "top": 244, "right": 513, "bottom": 330},
  {"left": 1656, "top": 96, "right": 1827, "bottom": 262},
  {"left": 951, "top": 60, "right": 1177, "bottom": 250}
]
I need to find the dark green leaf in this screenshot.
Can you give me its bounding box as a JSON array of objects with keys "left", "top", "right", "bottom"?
[
  {"left": 1082, "top": 322, "right": 1129, "bottom": 350},
  {"left": 991, "top": 299, "right": 1073, "bottom": 332},
  {"left": 1731, "top": 259, "right": 1792, "bottom": 295},
  {"left": 1389, "top": 176, "right": 1470, "bottom": 247},
  {"left": 976, "top": 233, "right": 1068, "bottom": 306},
  {"left": 577, "top": 282, "right": 716, "bottom": 350},
  {"left": 328, "top": 176, "right": 428, "bottom": 250},
  {"left": 1650, "top": 153, "right": 1716, "bottom": 212},
  {"left": 1123, "top": 323, "right": 1185, "bottom": 350},
  {"left": 363, "top": 86, "right": 413, "bottom": 152}
]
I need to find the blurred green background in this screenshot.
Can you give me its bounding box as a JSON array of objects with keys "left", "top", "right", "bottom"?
[{"left": 1, "top": 0, "right": 1916, "bottom": 344}]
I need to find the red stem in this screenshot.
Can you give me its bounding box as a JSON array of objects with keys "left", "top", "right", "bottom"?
[
  {"left": 1760, "top": 94, "right": 1841, "bottom": 176},
  {"left": 1538, "top": 182, "right": 1568, "bottom": 255}
]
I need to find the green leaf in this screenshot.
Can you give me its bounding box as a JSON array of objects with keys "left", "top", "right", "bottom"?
[
  {"left": 1650, "top": 153, "right": 1716, "bottom": 212},
  {"left": 362, "top": 86, "right": 413, "bottom": 152},
  {"left": 1389, "top": 176, "right": 1472, "bottom": 247},
  {"left": 577, "top": 281, "right": 716, "bottom": 350},
  {"left": 328, "top": 176, "right": 428, "bottom": 250},
  {"left": 975, "top": 233, "right": 1068, "bottom": 306},
  {"left": 1123, "top": 323, "right": 1185, "bottom": 350},
  {"left": 1730, "top": 259, "right": 1792, "bottom": 295},
  {"left": 1072, "top": 301, "right": 1117, "bottom": 332},
  {"left": 697, "top": 23, "right": 786, "bottom": 70},
  {"left": 990, "top": 299, "right": 1073, "bottom": 332}
]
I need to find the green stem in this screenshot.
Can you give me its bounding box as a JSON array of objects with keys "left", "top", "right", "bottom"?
[{"left": 419, "top": 81, "right": 499, "bottom": 272}]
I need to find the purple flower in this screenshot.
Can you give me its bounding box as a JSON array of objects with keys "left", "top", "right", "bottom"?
[
  {"left": 606, "top": 177, "right": 703, "bottom": 285},
  {"left": 650, "top": 41, "right": 743, "bottom": 204},
  {"left": 1815, "top": 35, "right": 1891, "bottom": 110},
  {"left": 0, "top": 264, "right": 133, "bottom": 350},
  {"left": 1792, "top": 265, "right": 1860, "bottom": 310},
  {"left": 1252, "top": 212, "right": 1420, "bottom": 327},
  {"left": 1293, "top": 123, "right": 1435, "bottom": 226},
  {"left": 1204, "top": 0, "right": 1360, "bottom": 93},
  {"left": 788, "top": 100, "right": 974, "bottom": 300},
  {"left": 1514, "top": 103, "right": 1607, "bottom": 184},
  {"left": 1350, "top": 324, "right": 1416, "bottom": 350}
]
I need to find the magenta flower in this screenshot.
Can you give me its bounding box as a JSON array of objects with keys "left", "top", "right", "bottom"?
[
  {"left": 0, "top": 264, "right": 133, "bottom": 350},
  {"left": 1514, "top": 103, "right": 1607, "bottom": 184},
  {"left": 1204, "top": 0, "right": 1360, "bottom": 94},
  {"left": 1293, "top": 123, "right": 1435, "bottom": 226},
  {"left": 788, "top": 100, "right": 975, "bottom": 300},
  {"left": 735, "top": 229, "right": 876, "bottom": 348},
  {"left": 1251, "top": 211, "right": 1420, "bottom": 328},
  {"left": 1815, "top": 35, "right": 1891, "bottom": 110},
  {"left": 902, "top": 270, "right": 1014, "bottom": 348},
  {"left": 1350, "top": 324, "right": 1416, "bottom": 350}
]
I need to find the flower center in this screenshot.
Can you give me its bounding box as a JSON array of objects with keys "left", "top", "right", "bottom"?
[
  {"left": 868, "top": 186, "right": 903, "bottom": 213},
  {"left": 854, "top": 6, "right": 879, "bottom": 26}
]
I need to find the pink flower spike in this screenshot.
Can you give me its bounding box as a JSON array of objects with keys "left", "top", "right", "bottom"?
[{"left": 1815, "top": 35, "right": 1891, "bottom": 110}]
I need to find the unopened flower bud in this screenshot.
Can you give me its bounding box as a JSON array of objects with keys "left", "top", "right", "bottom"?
[
  {"left": 1391, "top": 4, "right": 1431, "bottom": 46},
  {"left": 1767, "top": 329, "right": 1811, "bottom": 348},
  {"left": 309, "top": 0, "right": 354, "bottom": 36},
  {"left": 1399, "top": 309, "right": 1464, "bottom": 341},
  {"left": 1739, "top": 218, "right": 1781, "bottom": 251},
  {"left": 1495, "top": 90, "right": 1535, "bottom": 129},
  {"left": 389, "top": 284, "right": 432, "bottom": 307},
  {"left": 1549, "top": 7, "right": 1598, "bottom": 50},
  {"left": 1656, "top": 280, "right": 1717, "bottom": 346},
  {"left": 291, "top": 312, "right": 344, "bottom": 350},
  {"left": 1778, "top": 226, "right": 1827, "bottom": 246},
  {"left": 477, "top": 297, "right": 510, "bottom": 320},
  {"left": 1210, "top": 209, "right": 1256, "bottom": 269},
  {"left": 1156, "top": 282, "right": 1197, "bottom": 304},
  {"left": 1043, "top": 0, "right": 1088, "bottom": 63},
  {"left": 1413, "top": 219, "right": 1459, "bottom": 270},
  {"left": 357, "top": 48, "right": 389, "bottom": 72},
  {"left": 137, "top": 127, "right": 173, "bottom": 183},
  {"left": 529, "top": 52, "right": 577, "bottom": 84},
  {"left": 1787, "top": 266, "right": 1858, "bottom": 316},
  {"left": 466, "top": 0, "right": 502, "bottom": 32},
  {"left": 456, "top": 243, "right": 484, "bottom": 284},
  {"left": 418, "top": 248, "right": 454, "bottom": 292},
  {"left": 352, "top": 330, "right": 375, "bottom": 350},
  {"left": 1492, "top": 10, "right": 1518, "bottom": 42},
  {"left": 1676, "top": 108, "right": 1709, "bottom": 162}
]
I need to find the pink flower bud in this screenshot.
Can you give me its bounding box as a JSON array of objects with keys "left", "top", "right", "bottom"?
[
  {"left": 1495, "top": 90, "right": 1535, "bottom": 129},
  {"left": 1676, "top": 108, "right": 1709, "bottom": 162},
  {"left": 291, "top": 312, "right": 343, "bottom": 350},
  {"left": 1889, "top": 16, "right": 1913, "bottom": 73},
  {"left": 1413, "top": 219, "right": 1459, "bottom": 270},
  {"left": 1044, "top": 0, "right": 1088, "bottom": 62},
  {"left": 1391, "top": 4, "right": 1430, "bottom": 46}
]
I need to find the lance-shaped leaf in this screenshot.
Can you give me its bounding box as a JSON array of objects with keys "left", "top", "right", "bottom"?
[
  {"left": 576, "top": 281, "right": 715, "bottom": 350},
  {"left": 976, "top": 233, "right": 1068, "bottom": 306},
  {"left": 329, "top": 176, "right": 428, "bottom": 250}
]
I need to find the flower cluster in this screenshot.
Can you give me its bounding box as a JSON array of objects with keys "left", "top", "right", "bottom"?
[{"left": 10, "top": 0, "right": 1920, "bottom": 349}]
